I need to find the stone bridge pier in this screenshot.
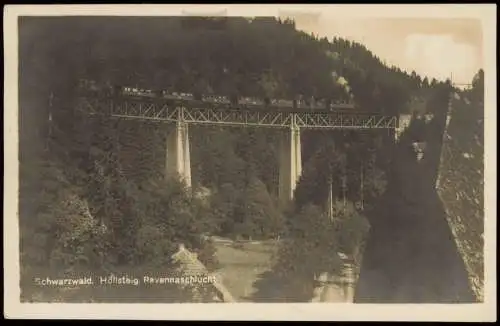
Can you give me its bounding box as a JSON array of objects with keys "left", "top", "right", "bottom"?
[
  {"left": 165, "top": 119, "right": 304, "bottom": 205},
  {"left": 166, "top": 121, "right": 192, "bottom": 188},
  {"left": 278, "top": 123, "right": 302, "bottom": 206},
  {"left": 164, "top": 114, "right": 405, "bottom": 205}
]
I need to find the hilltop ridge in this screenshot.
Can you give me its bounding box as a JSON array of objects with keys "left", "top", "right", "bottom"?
[{"left": 21, "top": 16, "right": 447, "bottom": 119}]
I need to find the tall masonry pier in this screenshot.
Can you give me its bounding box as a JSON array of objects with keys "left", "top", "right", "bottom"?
[
  {"left": 166, "top": 121, "right": 192, "bottom": 188},
  {"left": 279, "top": 122, "right": 302, "bottom": 205}
]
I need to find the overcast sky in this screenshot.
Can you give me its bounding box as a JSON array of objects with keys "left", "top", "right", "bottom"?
[{"left": 288, "top": 15, "right": 483, "bottom": 85}]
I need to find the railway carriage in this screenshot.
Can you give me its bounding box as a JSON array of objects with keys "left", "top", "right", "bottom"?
[
  {"left": 77, "top": 80, "right": 358, "bottom": 113},
  {"left": 238, "top": 97, "right": 265, "bottom": 109},
  {"left": 203, "top": 94, "right": 231, "bottom": 106}
]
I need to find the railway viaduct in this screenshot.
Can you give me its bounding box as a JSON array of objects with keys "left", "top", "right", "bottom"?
[{"left": 76, "top": 95, "right": 410, "bottom": 205}]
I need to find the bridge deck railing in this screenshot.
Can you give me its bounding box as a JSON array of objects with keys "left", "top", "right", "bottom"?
[{"left": 75, "top": 96, "right": 399, "bottom": 129}]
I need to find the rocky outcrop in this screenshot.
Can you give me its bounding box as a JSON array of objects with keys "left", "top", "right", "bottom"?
[
  {"left": 310, "top": 255, "right": 357, "bottom": 302},
  {"left": 355, "top": 98, "right": 475, "bottom": 303},
  {"left": 172, "top": 243, "right": 236, "bottom": 302},
  {"left": 436, "top": 92, "right": 484, "bottom": 301}
]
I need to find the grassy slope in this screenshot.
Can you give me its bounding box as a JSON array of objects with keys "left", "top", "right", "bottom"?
[{"left": 212, "top": 238, "right": 278, "bottom": 301}]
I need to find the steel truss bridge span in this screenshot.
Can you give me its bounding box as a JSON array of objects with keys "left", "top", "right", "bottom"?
[{"left": 76, "top": 96, "right": 399, "bottom": 130}]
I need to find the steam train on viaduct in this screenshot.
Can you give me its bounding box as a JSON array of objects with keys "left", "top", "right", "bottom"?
[{"left": 77, "top": 79, "right": 357, "bottom": 113}]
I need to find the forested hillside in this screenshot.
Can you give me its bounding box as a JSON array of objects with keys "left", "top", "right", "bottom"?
[{"left": 19, "top": 16, "right": 457, "bottom": 302}]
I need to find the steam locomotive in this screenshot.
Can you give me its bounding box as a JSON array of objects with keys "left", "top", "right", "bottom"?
[{"left": 77, "top": 79, "right": 356, "bottom": 112}]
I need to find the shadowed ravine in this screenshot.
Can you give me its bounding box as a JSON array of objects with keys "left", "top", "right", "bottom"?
[
  {"left": 354, "top": 141, "right": 476, "bottom": 303},
  {"left": 216, "top": 130, "right": 477, "bottom": 303}
]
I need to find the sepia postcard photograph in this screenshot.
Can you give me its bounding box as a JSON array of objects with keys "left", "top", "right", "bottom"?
[{"left": 3, "top": 4, "right": 496, "bottom": 321}]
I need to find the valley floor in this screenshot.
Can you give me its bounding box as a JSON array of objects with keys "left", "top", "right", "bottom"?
[{"left": 212, "top": 237, "right": 279, "bottom": 302}]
